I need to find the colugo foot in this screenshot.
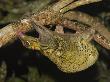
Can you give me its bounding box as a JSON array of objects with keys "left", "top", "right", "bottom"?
[{"left": 18, "top": 23, "right": 99, "bottom": 73}]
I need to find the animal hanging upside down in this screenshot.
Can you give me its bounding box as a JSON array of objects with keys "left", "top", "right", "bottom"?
[
  {"left": 18, "top": 22, "right": 98, "bottom": 73},
  {"left": 1, "top": 0, "right": 110, "bottom": 74}
]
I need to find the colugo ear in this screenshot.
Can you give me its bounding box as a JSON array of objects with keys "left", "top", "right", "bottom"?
[
  {"left": 31, "top": 21, "right": 53, "bottom": 37},
  {"left": 31, "top": 21, "right": 56, "bottom": 44}
]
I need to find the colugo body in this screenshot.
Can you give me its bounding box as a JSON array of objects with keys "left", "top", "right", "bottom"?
[{"left": 18, "top": 22, "right": 98, "bottom": 73}]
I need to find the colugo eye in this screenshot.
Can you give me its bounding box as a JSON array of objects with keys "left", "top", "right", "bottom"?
[{"left": 24, "top": 41, "right": 31, "bottom": 47}]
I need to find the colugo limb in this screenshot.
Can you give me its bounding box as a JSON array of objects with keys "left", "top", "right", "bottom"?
[{"left": 18, "top": 22, "right": 98, "bottom": 73}]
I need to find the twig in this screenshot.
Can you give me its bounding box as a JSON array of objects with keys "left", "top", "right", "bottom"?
[
  {"left": 52, "top": 0, "right": 75, "bottom": 12},
  {"left": 60, "top": 0, "right": 102, "bottom": 13},
  {"left": 94, "top": 33, "right": 110, "bottom": 49},
  {"left": 63, "top": 11, "right": 110, "bottom": 42}
]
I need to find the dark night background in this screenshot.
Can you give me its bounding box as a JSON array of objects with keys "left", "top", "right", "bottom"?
[{"left": 0, "top": 0, "right": 110, "bottom": 82}]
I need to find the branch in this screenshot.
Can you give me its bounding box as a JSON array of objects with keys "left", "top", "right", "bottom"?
[
  {"left": 0, "top": 19, "right": 32, "bottom": 47},
  {"left": 52, "top": 0, "right": 75, "bottom": 12},
  {"left": 63, "top": 11, "right": 110, "bottom": 42},
  {"left": 0, "top": 0, "right": 103, "bottom": 48},
  {"left": 60, "top": 0, "right": 102, "bottom": 13}
]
